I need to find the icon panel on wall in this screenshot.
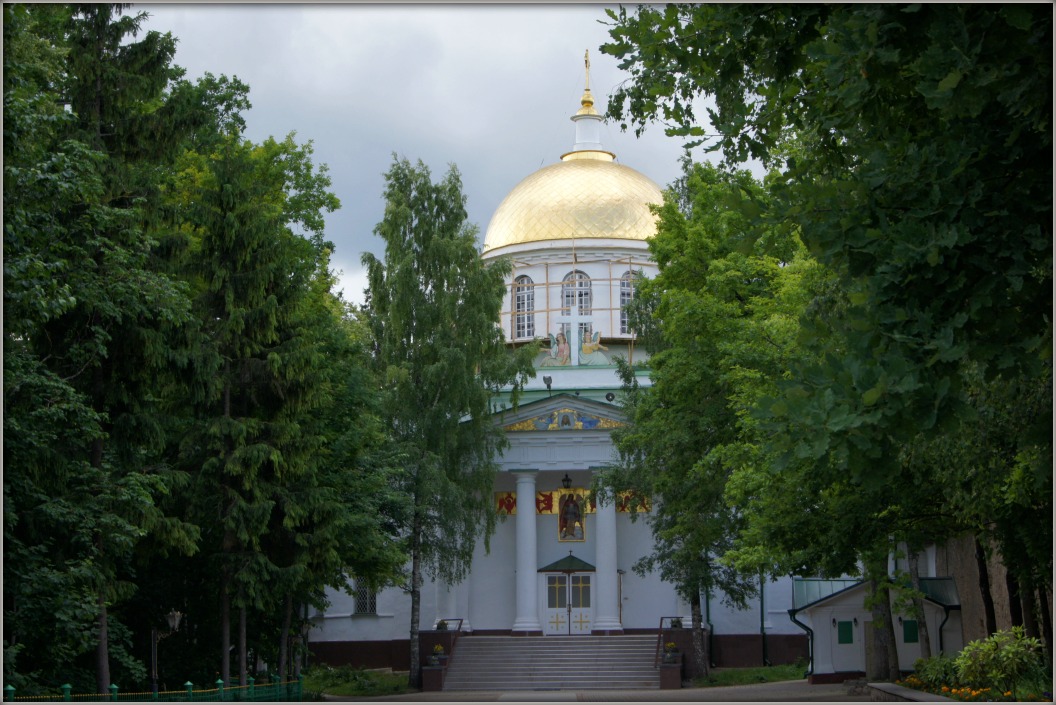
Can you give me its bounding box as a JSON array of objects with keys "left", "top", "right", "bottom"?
[{"left": 558, "top": 492, "right": 585, "bottom": 542}]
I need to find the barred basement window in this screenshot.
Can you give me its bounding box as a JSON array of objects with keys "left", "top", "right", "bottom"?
[{"left": 355, "top": 582, "right": 377, "bottom": 614}]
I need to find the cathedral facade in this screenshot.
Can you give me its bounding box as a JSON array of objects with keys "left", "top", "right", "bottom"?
[{"left": 307, "top": 63, "right": 808, "bottom": 672}]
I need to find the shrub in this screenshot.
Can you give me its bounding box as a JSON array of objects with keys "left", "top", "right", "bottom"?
[
  {"left": 955, "top": 627, "right": 1045, "bottom": 696},
  {"left": 914, "top": 653, "right": 960, "bottom": 690}
]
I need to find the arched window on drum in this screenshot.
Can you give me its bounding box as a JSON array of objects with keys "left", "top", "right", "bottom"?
[
  {"left": 561, "top": 270, "right": 592, "bottom": 315},
  {"left": 514, "top": 275, "right": 535, "bottom": 339},
  {"left": 620, "top": 271, "right": 636, "bottom": 335}
]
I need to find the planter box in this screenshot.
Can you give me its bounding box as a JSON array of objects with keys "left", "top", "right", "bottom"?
[
  {"left": 659, "top": 662, "right": 682, "bottom": 689},
  {"left": 422, "top": 666, "right": 445, "bottom": 692},
  {"left": 665, "top": 627, "right": 708, "bottom": 679}
]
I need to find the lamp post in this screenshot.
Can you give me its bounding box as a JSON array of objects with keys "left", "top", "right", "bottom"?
[
  {"left": 151, "top": 609, "right": 184, "bottom": 697},
  {"left": 561, "top": 473, "right": 572, "bottom": 490}
]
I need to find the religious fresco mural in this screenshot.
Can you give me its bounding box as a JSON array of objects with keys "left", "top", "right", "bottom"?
[
  {"left": 539, "top": 332, "right": 570, "bottom": 366},
  {"left": 537, "top": 329, "right": 611, "bottom": 366},
  {"left": 578, "top": 330, "right": 609, "bottom": 365}
]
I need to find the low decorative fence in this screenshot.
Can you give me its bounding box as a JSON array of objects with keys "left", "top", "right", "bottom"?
[{"left": 4, "top": 675, "right": 303, "bottom": 702}]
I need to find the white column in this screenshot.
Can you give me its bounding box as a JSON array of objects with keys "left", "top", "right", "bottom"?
[
  {"left": 511, "top": 470, "right": 542, "bottom": 634},
  {"left": 437, "top": 581, "right": 456, "bottom": 628},
  {"left": 593, "top": 489, "right": 623, "bottom": 634},
  {"left": 456, "top": 580, "right": 473, "bottom": 633}
]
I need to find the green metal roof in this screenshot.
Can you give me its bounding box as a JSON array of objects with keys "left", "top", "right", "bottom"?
[
  {"left": 920, "top": 577, "right": 960, "bottom": 608},
  {"left": 538, "top": 553, "right": 596, "bottom": 573}
]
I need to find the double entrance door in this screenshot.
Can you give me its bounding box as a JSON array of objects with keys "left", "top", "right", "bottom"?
[{"left": 544, "top": 573, "right": 593, "bottom": 635}]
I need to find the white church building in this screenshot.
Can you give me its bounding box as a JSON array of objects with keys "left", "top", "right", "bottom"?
[
  {"left": 305, "top": 60, "right": 963, "bottom": 681},
  {"left": 307, "top": 64, "right": 806, "bottom": 674}
]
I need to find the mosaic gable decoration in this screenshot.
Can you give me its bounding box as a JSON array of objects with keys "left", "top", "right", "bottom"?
[{"left": 503, "top": 408, "right": 625, "bottom": 432}]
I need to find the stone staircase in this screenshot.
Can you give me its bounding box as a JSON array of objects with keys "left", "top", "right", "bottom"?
[{"left": 442, "top": 634, "right": 660, "bottom": 691}]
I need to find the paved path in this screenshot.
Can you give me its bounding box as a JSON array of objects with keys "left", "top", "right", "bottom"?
[{"left": 323, "top": 679, "right": 870, "bottom": 702}]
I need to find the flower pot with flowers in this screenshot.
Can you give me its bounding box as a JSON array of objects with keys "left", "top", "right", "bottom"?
[
  {"left": 429, "top": 643, "right": 446, "bottom": 666},
  {"left": 662, "top": 642, "right": 679, "bottom": 664}
]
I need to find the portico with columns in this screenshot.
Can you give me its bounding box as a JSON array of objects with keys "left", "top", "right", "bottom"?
[{"left": 497, "top": 394, "right": 629, "bottom": 637}]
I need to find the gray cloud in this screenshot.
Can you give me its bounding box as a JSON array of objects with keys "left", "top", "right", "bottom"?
[{"left": 140, "top": 4, "right": 706, "bottom": 304}]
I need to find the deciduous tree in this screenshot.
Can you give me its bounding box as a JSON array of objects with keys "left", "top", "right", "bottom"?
[{"left": 362, "top": 156, "right": 534, "bottom": 687}]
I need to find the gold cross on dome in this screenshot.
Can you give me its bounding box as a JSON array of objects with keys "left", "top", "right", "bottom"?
[{"left": 584, "top": 50, "right": 591, "bottom": 90}]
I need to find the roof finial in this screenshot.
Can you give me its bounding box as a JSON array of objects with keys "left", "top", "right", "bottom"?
[{"left": 577, "top": 49, "right": 598, "bottom": 116}]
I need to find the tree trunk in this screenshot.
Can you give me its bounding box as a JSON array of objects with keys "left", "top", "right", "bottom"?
[
  {"left": 908, "top": 550, "right": 932, "bottom": 659},
  {"left": 1020, "top": 578, "right": 1040, "bottom": 639},
  {"left": 974, "top": 537, "right": 997, "bottom": 635},
  {"left": 95, "top": 587, "right": 111, "bottom": 694},
  {"left": 294, "top": 602, "right": 307, "bottom": 679},
  {"left": 92, "top": 424, "right": 111, "bottom": 695},
  {"left": 220, "top": 575, "right": 231, "bottom": 686},
  {"left": 278, "top": 593, "right": 293, "bottom": 680},
  {"left": 1037, "top": 587, "right": 1052, "bottom": 667},
  {"left": 1007, "top": 570, "right": 1024, "bottom": 627},
  {"left": 239, "top": 604, "right": 248, "bottom": 686},
  {"left": 690, "top": 587, "right": 708, "bottom": 679},
  {"left": 220, "top": 374, "right": 233, "bottom": 686},
  {"left": 408, "top": 512, "right": 423, "bottom": 689},
  {"left": 868, "top": 578, "right": 901, "bottom": 681}
]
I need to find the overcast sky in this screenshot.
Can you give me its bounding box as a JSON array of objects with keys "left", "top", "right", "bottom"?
[{"left": 140, "top": 4, "right": 708, "bottom": 304}]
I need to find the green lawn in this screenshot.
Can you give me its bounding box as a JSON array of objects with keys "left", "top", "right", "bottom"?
[
  {"left": 302, "top": 666, "right": 411, "bottom": 698},
  {"left": 694, "top": 663, "right": 807, "bottom": 688}
]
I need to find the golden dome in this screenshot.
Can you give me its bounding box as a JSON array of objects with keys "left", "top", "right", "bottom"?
[{"left": 483, "top": 151, "right": 664, "bottom": 252}]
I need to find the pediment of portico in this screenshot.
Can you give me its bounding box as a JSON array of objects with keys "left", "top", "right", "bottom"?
[{"left": 495, "top": 393, "right": 626, "bottom": 433}]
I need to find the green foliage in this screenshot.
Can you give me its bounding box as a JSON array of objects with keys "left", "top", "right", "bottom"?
[
  {"left": 955, "top": 627, "right": 1046, "bottom": 696},
  {"left": 5, "top": 4, "right": 399, "bottom": 693},
  {"left": 302, "top": 666, "right": 409, "bottom": 698},
  {"left": 913, "top": 653, "right": 961, "bottom": 690},
  {"left": 604, "top": 0, "right": 1052, "bottom": 466},
  {"left": 600, "top": 161, "right": 791, "bottom": 606},
  {"left": 602, "top": 1, "right": 1052, "bottom": 609},
  {"left": 362, "top": 155, "right": 534, "bottom": 684},
  {"left": 362, "top": 155, "right": 533, "bottom": 583}
]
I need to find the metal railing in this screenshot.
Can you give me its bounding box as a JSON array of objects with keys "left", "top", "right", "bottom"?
[
  {"left": 5, "top": 675, "right": 303, "bottom": 702},
  {"left": 653, "top": 616, "right": 684, "bottom": 668}
]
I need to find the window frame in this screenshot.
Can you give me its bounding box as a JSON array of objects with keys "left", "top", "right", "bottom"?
[
  {"left": 354, "top": 582, "right": 377, "bottom": 615},
  {"left": 513, "top": 275, "right": 535, "bottom": 339},
  {"left": 561, "top": 270, "right": 592, "bottom": 315}
]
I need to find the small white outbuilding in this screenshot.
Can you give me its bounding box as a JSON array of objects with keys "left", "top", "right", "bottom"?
[{"left": 789, "top": 577, "right": 964, "bottom": 683}]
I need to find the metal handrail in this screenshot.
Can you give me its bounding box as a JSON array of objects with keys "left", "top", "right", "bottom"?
[
  {"left": 653, "top": 615, "right": 683, "bottom": 668},
  {"left": 435, "top": 617, "right": 465, "bottom": 659},
  {"left": 434, "top": 617, "right": 464, "bottom": 633}
]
